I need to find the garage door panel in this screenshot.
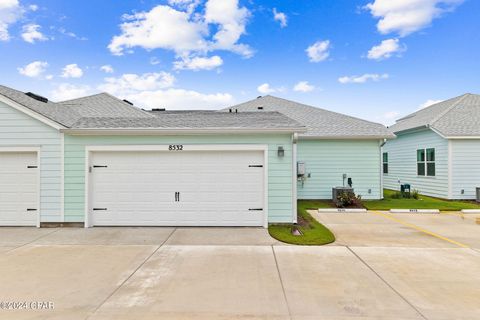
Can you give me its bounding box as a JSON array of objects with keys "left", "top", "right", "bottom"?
[
  {"left": 0, "top": 152, "right": 38, "bottom": 226},
  {"left": 89, "top": 150, "right": 265, "bottom": 226}
]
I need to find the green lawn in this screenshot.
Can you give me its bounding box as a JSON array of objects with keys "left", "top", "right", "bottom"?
[
  {"left": 268, "top": 200, "right": 335, "bottom": 245},
  {"left": 363, "top": 189, "right": 480, "bottom": 211}
]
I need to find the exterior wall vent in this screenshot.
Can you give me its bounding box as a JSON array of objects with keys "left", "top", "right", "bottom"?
[{"left": 25, "top": 92, "right": 48, "bottom": 103}]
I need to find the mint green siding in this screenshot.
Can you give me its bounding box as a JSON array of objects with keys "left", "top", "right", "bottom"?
[
  {"left": 297, "top": 140, "right": 382, "bottom": 200},
  {"left": 383, "top": 129, "right": 449, "bottom": 198},
  {"left": 451, "top": 139, "right": 480, "bottom": 200},
  {"left": 64, "top": 134, "right": 294, "bottom": 223},
  {"left": 0, "top": 101, "right": 62, "bottom": 222}
]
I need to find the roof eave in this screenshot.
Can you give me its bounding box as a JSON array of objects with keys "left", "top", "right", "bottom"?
[
  {"left": 299, "top": 134, "right": 396, "bottom": 140},
  {"left": 60, "top": 127, "right": 307, "bottom": 135}
]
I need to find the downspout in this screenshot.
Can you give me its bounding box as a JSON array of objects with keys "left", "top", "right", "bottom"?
[
  {"left": 292, "top": 133, "right": 298, "bottom": 223},
  {"left": 380, "top": 139, "right": 386, "bottom": 199}
]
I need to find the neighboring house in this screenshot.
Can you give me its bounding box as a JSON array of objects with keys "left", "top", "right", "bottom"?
[
  {"left": 383, "top": 93, "right": 480, "bottom": 200},
  {"left": 0, "top": 85, "right": 392, "bottom": 227},
  {"left": 228, "top": 95, "right": 395, "bottom": 201}
]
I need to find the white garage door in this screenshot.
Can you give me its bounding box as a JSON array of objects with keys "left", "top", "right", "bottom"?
[
  {"left": 0, "top": 152, "right": 38, "bottom": 226},
  {"left": 89, "top": 150, "right": 265, "bottom": 226}
]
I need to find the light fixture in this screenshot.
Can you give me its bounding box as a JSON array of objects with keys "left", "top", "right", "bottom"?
[{"left": 277, "top": 146, "right": 284, "bottom": 157}]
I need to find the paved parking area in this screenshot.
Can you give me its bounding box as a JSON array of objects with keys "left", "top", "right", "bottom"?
[{"left": 0, "top": 213, "right": 479, "bottom": 320}]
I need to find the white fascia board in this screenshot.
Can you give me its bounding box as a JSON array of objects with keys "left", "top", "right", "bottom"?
[
  {"left": 446, "top": 136, "right": 480, "bottom": 140},
  {"left": 0, "top": 95, "right": 65, "bottom": 130},
  {"left": 299, "top": 135, "right": 396, "bottom": 140},
  {"left": 61, "top": 127, "right": 306, "bottom": 135}
]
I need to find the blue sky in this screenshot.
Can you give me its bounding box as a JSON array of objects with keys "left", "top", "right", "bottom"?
[{"left": 0, "top": 0, "right": 478, "bottom": 124}]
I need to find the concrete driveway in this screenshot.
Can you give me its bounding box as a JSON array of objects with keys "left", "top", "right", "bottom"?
[{"left": 0, "top": 213, "right": 479, "bottom": 320}]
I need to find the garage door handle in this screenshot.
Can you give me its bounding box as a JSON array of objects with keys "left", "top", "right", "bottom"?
[
  {"left": 248, "top": 208, "right": 263, "bottom": 211},
  {"left": 26, "top": 208, "right": 37, "bottom": 211},
  {"left": 93, "top": 165, "right": 108, "bottom": 168},
  {"left": 174, "top": 192, "right": 180, "bottom": 202},
  {"left": 93, "top": 208, "right": 108, "bottom": 211},
  {"left": 249, "top": 165, "right": 263, "bottom": 167},
  {"left": 27, "top": 166, "right": 38, "bottom": 169}
]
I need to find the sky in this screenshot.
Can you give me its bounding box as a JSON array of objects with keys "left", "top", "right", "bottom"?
[{"left": 0, "top": 0, "right": 479, "bottom": 125}]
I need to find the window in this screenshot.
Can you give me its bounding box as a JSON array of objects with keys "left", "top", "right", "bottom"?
[
  {"left": 383, "top": 152, "right": 388, "bottom": 174},
  {"left": 417, "top": 148, "right": 435, "bottom": 176}
]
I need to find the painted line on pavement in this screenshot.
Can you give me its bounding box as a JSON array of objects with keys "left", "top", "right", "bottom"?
[{"left": 370, "top": 211, "right": 469, "bottom": 248}]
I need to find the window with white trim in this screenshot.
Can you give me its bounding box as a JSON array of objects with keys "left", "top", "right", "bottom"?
[
  {"left": 383, "top": 152, "right": 388, "bottom": 174},
  {"left": 417, "top": 148, "right": 435, "bottom": 176}
]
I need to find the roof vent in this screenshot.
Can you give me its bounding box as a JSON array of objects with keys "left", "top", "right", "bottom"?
[
  {"left": 257, "top": 96, "right": 262, "bottom": 99},
  {"left": 257, "top": 106, "right": 264, "bottom": 110},
  {"left": 152, "top": 108, "right": 166, "bottom": 112},
  {"left": 122, "top": 99, "right": 133, "bottom": 105},
  {"left": 25, "top": 92, "right": 48, "bottom": 103}
]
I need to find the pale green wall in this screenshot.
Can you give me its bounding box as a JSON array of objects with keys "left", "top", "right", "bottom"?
[
  {"left": 297, "top": 139, "right": 382, "bottom": 200},
  {"left": 64, "top": 134, "right": 294, "bottom": 223},
  {"left": 450, "top": 139, "right": 480, "bottom": 200},
  {"left": 0, "top": 101, "right": 62, "bottom": 222}
]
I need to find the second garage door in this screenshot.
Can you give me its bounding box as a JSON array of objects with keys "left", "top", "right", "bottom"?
[{"left": 88, "top": 149, "right": 265, "bottom": 226}]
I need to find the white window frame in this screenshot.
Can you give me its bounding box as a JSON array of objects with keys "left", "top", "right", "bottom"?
[{"left": 417, "top": 148, "right": 435, "bottom": 177}]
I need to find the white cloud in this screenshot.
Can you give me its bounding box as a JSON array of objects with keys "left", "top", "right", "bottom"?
[
  {"left": 100, "top": 65, "right": 114, "bottom": 73},
  {"left": 293, "top": 81, "right": 315, "bottom": 93},
  {"left": 150, "top": 57, "right": 160, "bottom": 65},
  {"left": 174, "top": 55, "right": 223, "bottom": 71},
  {"left": 57, "top": 27, "right": 87, "bottom": 41},
  {"left": 17, "top": 60, "right": 48, "bottom": 78},
  {"left": 61, "top": 64, "right": 83, "bottom": 78},
  {"left": 365, "top": 0, "right": 464, "bottom": 37},
  {"left": 97, "top": 71, "right": 232, "bottom": 109},
  {"left": 338, "top": 73, "right": 389, "bottom": 84},
  {"left": 273, "top": 8, "right": 287, "bottom": 28},
  {"left": 109, "top": 0, "right": 252, "bottom": 61},
  {"left": 419, "top": 99, "right": 443, "bottom": 109},
  {"left": 306, "top": 40, "right": 330, "bottom": 63},
  {"left": 367, "top": 38, "right": 405, "bottom": 60},
  {"left": 98, "top": 72, "right": 176, "bottom": 96},
  {"left": 28, "top": 4, "right": 38, "bottom": 11},
  {"left": 257, "top": 83, "right": 276, "bottom": 94},
  {"left": 21, "top": 23, "right": 48, "bottom": 43},
  {"left": 50, "top": 83, "right": 92, "bottom": 101},
  {"left": 376, "top": 110, "right": 401, "bottom": 125},
  {"left": 0, "top": 0, "right": 23, "bottom": 41},
  {"left": 123, "top": 88, "right": 234, "bottom": 110}
]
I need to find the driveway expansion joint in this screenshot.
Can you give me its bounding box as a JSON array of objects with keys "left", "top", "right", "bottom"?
[
  {"left": 346, "top": 246, "right": 428, "bottom": 320},
  {"left": 271, "top": 245, "right": 293, "bottom": 320},
  {"left": 6, "top": 228, "right": 61, "bottom": 253}
]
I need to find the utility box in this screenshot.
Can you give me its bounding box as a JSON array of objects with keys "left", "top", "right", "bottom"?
[
  {"left": 476, "top": 187, "right": 480, "bottom": 203},
  {"left": 401, "top": 184, "right": 411, "bottom": 197},
  {"left": 332, "top": 187, "right": 354, "bottom": 201},
  {"left": 297, "top": 161, "right": 306, "bottom": 177}
]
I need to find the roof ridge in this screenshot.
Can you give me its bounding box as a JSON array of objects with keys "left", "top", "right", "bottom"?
[
  {"left": 57, "top": 92, "right": 105, "bottom": 103},
  {"left": 259, "top": 95, "right": 388, "bottom": 127},
  {"left": 430, "top": 93, "right": 470, "bottom": 127}
]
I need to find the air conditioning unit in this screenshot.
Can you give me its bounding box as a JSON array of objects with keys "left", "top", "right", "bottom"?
[
  {"left": 476, "top": 187, "right": 480, "bottom": 203},
  {"left": 332, "top": 187, "right": 354, "bottom": 201}
]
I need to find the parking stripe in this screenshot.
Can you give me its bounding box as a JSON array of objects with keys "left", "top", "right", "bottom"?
[{"left": 370, "top": 211, "right": 470, "bottom": 248}]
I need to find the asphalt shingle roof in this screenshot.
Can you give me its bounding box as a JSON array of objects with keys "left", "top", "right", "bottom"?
[
  {"left": 389, "top": 93, "right": 480, "bottom": 137},
  {"left": 225, "top": 95, "right": 394, "bottom": 139},
  {"left": 0, "top": 85, "right": 303, "bottom": 131}
]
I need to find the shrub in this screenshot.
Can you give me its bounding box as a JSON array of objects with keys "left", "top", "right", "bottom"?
[
  {"left": 412, "top": 189, "right": 420, "bottom": 200},
  {"left": 391, "top": 191, "right": 403, "bottom": 199},
  {"left": 335, "top": 191, "right": 362, "bottom": 208}
]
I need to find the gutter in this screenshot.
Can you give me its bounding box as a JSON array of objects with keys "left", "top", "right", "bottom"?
[
  {"left": 60, "top": 127, "right": 307, "bottom": 135},
  {"left": 299, "top": 134, "right": 396, "bottom": 140}
]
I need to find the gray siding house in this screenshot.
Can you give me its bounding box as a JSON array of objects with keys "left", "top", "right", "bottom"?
[{"left": 383, "top": 94, "right": 480, "bottom": 200}]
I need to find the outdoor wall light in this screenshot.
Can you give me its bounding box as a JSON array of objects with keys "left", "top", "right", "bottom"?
[{"left": 277, "top": 146, "right": 284, "bottom": 158}]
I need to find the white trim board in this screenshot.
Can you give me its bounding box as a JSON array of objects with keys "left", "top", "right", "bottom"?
[{"left": 84, "top": 144, "right": 270, "bottom": 228}]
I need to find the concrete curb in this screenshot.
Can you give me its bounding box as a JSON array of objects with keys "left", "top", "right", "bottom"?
[
  {"left": 461, "top": 209, "right": 480, "bottom": 214},
  {"left": 390, "top": 209, "right": 439, "bottom": 214},
  {"left": 318, "top": 208, "right": 367, "bottom": 213}
]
